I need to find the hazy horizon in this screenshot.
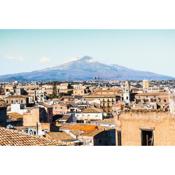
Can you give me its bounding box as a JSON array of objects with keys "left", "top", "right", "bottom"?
[{"left": 1, "top": 29, "right": 175, "bottom": 77}]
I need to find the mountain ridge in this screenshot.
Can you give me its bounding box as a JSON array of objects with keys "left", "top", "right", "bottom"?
[{"left": 0, "top": 56, "right": 174, "bottom": 81}]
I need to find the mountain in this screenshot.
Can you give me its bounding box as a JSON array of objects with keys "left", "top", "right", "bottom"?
[{"left": 0, "top": 56, "right": 174, "bottom": 81}]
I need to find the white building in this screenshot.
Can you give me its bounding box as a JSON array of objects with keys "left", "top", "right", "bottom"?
[
  {"left": 123, "top": 81, "right": 130, "bottom": 104},
  {"left": 10, "top": 103, "right": 27, "bottom": 115},
  {"left": 74, "top": 107, "right": 103, "bottom": 121}
]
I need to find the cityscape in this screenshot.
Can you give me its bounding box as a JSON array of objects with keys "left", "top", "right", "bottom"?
[{"left": 1, "top": 30, "right": 175, "bottom": 146}]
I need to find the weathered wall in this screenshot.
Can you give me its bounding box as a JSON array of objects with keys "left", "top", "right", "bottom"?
[
  {"left": 23, "top": 108, "right": 39, "bottom": 127},
  {"left": 118, "top": 112, "right": 175, "bottom": 146}
]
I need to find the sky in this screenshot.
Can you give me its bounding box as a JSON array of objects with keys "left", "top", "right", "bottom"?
[{"left": 0, "top": 29, "right": 175, "bottom": 76}]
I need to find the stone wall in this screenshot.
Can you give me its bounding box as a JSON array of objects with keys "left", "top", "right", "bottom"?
[{"left": 118, "top": 112, "right": 175, "bottom": 146}]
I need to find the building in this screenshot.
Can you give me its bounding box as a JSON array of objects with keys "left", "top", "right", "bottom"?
[
  {"left": 60, "top": 123, "right": 116, "bottom": 146},
  {"left": 23, "top": 105, "right": 53, "bottom": 135},
  {"left": 10, "top": 103, "right": 27, "bottom": 114},
  {"left": 15, "top": 88, "right": 27, "bottom": 96},
  {"left": 85, "top": 88, "right": 121, "bottom": 113},
  {"left": 23, "top": 106, "right": 53, "bottom": 126},
  {"left": 35, "top": 89, "right": 46, "bottom": 102},
  {"left": 41, "top": 84, "right": 54, "bottom": 96},
  {"left": 74, "top": 107, "right": 103, "bottom": 122},
  {"left": 52, "top": 103, "right": 68, "bottom": 115},
  {"left": 73, "top": 84, "right": 86, "bottom": 96},
  {"left": 169, "top": 91, "right": 175, "bottom": 115},
  {"left": 78, "top": 128, "right": 116, "bottom": 146},
  {"left": 123, "top": 81, "right": 130, "bottom": 104},
  {"left": 116, "top": 111, "right": 175, "bottom": 146},
  {"left": 5, "top": 95, "right": 35, "bottom": 107},
  {"left": 58, "top": 83, "right": 72, "bottom": 95},
  {"left": 134, "top": 92, "right": 169, "bottom": 110},
  {"left": 143, "top": 80, "right": 150, "bottom": 90}
]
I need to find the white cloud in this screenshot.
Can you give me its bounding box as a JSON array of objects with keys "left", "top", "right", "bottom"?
[
  {"left": 39, "top": 57, "right": 51, "bottom": 65},
  {"left": 5, "top": 55, "right": 24, "bottom": 62}
]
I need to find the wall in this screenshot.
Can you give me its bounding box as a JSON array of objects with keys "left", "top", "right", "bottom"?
[
  {"left": 23, "top": 108, "right": 39, "bottom": 127},
  {"left": 118, "top": 112, "right": 175, "bottom": 146},
  {"left": 75, "top": 113, "right": 103, "bottom": 121}
]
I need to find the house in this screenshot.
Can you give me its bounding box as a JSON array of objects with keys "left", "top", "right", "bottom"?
[
  {"left": 52, "top": 103, "right": 68, "bottom": 115},
  {"left": 23, "top": 106, "right": 53, "bottom": 126},
  {"left": 5, "top": 95, "right": 35, "bottom": 107},
  {"left": 73, "top": 84, "right": 86, "bottom": 96},
  {"left": 134, "top": 92, "right": 169, "bottom": 111},
  {"left": 41, "top": 84, "right": 54, "bottom": 96},
  {"left": 35, "top": 89, "right": 46, "bottom": 102},
  {"left": 23, "top": 105, "right": 53, "bottom": 135},
  {"left": 78, "top": 128, "right": 116, "bottom": 146},
  {"left": 60, "top": 123, "right": 116, "bottom": 146},
  {"left": 74, "top": 107, "right": 103, "bottom": 122},
  {"left": 10, "top": 103, "right": 27, "bottom": 114},
  {"left": 84, "top": 88, "right": 121, "bottom": 113},
  {"left": 58, "top": 83, "right": 73, "bottom": 95}
]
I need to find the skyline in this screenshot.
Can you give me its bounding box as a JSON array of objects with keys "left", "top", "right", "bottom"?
[{"left": 0, "top": 29, "right": 175, "bottom": 77}]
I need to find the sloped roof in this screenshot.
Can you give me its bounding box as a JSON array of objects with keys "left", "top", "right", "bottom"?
[
  {"left": 60, "top": 124, "right": 98, "bottom": 133},
  {"left": 82, "top": 107, "right": 103, "bottom": 113},
  {"left": 46, "top": 132, "right": 74, "bottom": 141},
  {"left": 0, "top": 127, "right": 63, "bottom": 146},
  {"left": 8, "top": 112, "right": 23, "bottom": 121}
]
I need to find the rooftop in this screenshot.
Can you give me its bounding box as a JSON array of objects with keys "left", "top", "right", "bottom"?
[
  {"left": 5, "top": 95, "right": 28, "bottom": 99},
  {"left": 0, "top": 127, "right": 64, "bottom": 146},
  {"left": 119, "top": 111, "right": 174, "bottom": 121},
  {"left": 7, "top": 112, "right": 23, "bottom": 121},
  {"left": 135, "top": 92, "right": 168, "bottom": 97},
  {"left": 46, "top": 132, "right": 75, "bottom": 142},
  {"left": 82, "top": 107, "right": 103, "bottom": 113},
  {"left": 60, "top": 124, "right": 99, "bottom": 133}
]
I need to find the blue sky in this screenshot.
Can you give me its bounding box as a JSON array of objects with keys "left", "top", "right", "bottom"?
[{"left": 0, "top": 29, "right": 175, "bottom": 76}]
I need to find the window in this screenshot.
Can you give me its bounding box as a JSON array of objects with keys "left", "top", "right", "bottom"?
[
  {"left": 141, "top": 129, "right": 154, "bottom": 146},
  {"left": 117, "top": 131, "right": 122, "bottom": 146}
]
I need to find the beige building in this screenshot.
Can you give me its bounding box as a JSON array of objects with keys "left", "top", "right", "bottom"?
[
  {"left": 73, "top": 84, "right": 85, "bottom": 96},
  {"left": 23, "top": 105, "right": 53, "bottom": 127},
  {"left": 41, "top": 84, "right": 54, "bottom": 95},
  {"left": 116, "top": 111, "right": 175, "bottom": 146},
  {"left": 85, "top": 88, "right": 121, "bottom": 113},
  {"left": 143, "top": 80, "right": 150, "bottom": 90},
  {"left": 58, "top": 83, "right": 69, "bottom": 94},
  {"left": 5, "top": 95, "right": 27, "bottom": 105},
  {"left": 52, "top": 103, "right": 68, "bottom": 115},
  {"left": 135, "top": 92, "right": 169, "bottom": 110}
]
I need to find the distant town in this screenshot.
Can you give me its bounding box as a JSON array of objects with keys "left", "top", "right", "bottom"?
[{"left": 0, "top": 79, "right": 175, "bottom": 146}]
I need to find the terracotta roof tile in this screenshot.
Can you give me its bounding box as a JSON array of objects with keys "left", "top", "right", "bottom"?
[{"left": 0, "top": 127, "right": 64, "bottom": 146}]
